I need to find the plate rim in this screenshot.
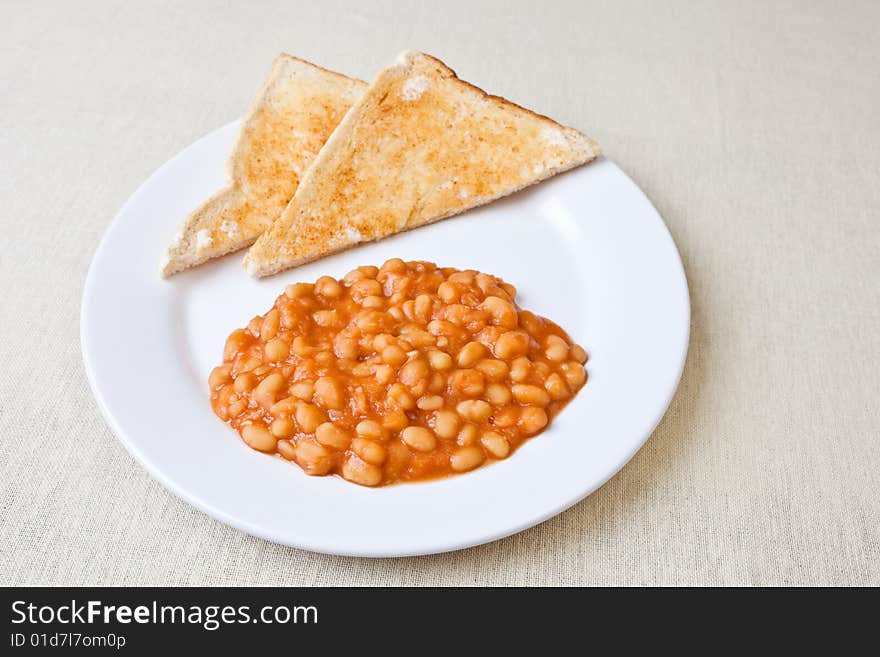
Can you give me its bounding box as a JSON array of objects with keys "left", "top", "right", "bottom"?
[{"left": 81, "top": 120, "right": 690, "bottom": 557}]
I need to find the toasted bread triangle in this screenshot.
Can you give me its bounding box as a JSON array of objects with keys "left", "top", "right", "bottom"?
[
  {"left": 243, "top": 51, "right": 600, "bottom": 277},
  {"left": 161, "top": 55, "right": 366, "bottom": 276}
]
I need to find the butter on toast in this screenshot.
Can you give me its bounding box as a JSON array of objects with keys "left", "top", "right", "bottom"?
[
  {"left": 161, "top": 55, "right": 366, "bottom": 276},
  {"left": 243, "top": 51, "right": 600, "bottom": 277}
]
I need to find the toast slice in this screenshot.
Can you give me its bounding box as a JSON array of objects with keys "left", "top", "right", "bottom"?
[
  {"left": 243, "top": 51, "right": 600, "bottom": 277},
  {"left": 161, "top": 55, "right": 366, "bottom": 276}
]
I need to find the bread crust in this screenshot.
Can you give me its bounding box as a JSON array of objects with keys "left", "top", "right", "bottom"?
[
  {"left": 244, "top": 51, "right": 600, "bottom": 277},
  {"left": 161, "top": 55, "right": 366, "bottom": 277}
]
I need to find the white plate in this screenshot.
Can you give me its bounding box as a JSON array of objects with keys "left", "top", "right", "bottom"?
[{"left": 81, "top": 120, "right": 689, "bottom": 557}]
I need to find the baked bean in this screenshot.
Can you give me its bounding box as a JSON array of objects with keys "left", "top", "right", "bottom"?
[
  {"left": 512, "top": 384, "right": 550, "bottom": 406},
  {"left": 375, "top": 364, "right": 395, "bottom": 385},
  {"left": 457, "top": 424, "right": 478, "bottom": 446},
  {"left": 494, "top": 331, "right": 530, "bottom": 359},
  {"left": 481, "top": 431, "right": 510, "bottom": 459},
  {"left": 545, "top": 373, "right": 570, "bottom": 400},
  {"left": 450, "top": 446, "right": 484, "bottom": 472},
  {"left": 264, "top": 338, "right": 289, "bottom": 362},
  {"left": 429, "top": 372, "right": 446, "bottom": 393},
  {"left": 294, "top": 360, "right": 318, "bottom": 380},
  {"left": 444, "top": 304, "right": 471, "bottom": 326},
  {"left": 519, "top": 407, "right": 549, "bottom": 435},
  {"left": 289, "top": 380, "right": 314, "bottom": 401},
  {"left": 224, "top": 330, "right": 249, "bottom": 361},
  {"left": 241, "top": 423, "right": 277, "bottom": 453},
  {"left": 315, "top": 275, "right": 343, "bottom": 298},
  {"left": 509, "top": 357, "right": 531, "bottom": 382},
  {"left": 562, "top": 361, "right": 587, "bottom": 388},
  {"left": 270, "top": 396, "right": 298, "bottom": 415},
  {"left": 356, "top": 420, "right": 386, "bottom": 441},
  {"left": 401, "top": 426, "right": 437, "bottom": 452},
  {"left": 456, "top": 399, "right": 492, "bottom": 422},
  {"left": 457, "top": 341, "right": 486, "bottom": 367},
  {"left": 260, "top": 309, "right": 280, "bottom": 340},
  {"left": 216, "top": 386, "right": 235, "bottom": 417},
  {"left": 354, "top": 309, "right": 386, "bottom": 332},
  {"left": 433, "top": 410, "right": 460, "bottom": 439},
  {"left": 291, "top": 336, "right": 313, "bottom": 357},
  {"left": 437, "top": 281, "right": 459, "bottom": 303},
  {"left": 342, "top": 455, "right": 383, "bottom": 486},
  {"left": 479, "top": 296, "right": 518, "bottom": 329},
  {"left": 313, "top": 309, "right": 340, "bottom": 327},
  {"left": 518, "top": 310, "right": 541, "bottom": 334},
  {"left": 475, "top": 273, "right": 496, "bottom": 295},
  {"left": 428, "top": 350, "right": 453, "bottom": 371},
  {"left": 255, "top": 372, "right": 285, "bottom": 396},
  {"left": 314, "top": 350, "right": 335, "bottom": 366},
  {"left": 545, "top": 334, "right": 569, "bottom": 362},
  {"left": 532, "top": 361, "right": 551, "bottom": 379},
  {"left": 277, "top": 439, "right": 297, "bottom": 461},
  {"left": 211, "top": 259, "right": 588, "bottom": 486},
  {"left": 351, "top": 278, "right": 383, "bottom": 300},
  {"left": 280, "top": 306, "right": 299, "bottom": 329},
  {"left": 382, "top": 344, "right": 408, "bottom": 367},
  {"left": 315, "top": 422, "right": 351, "bottom": 449},
  {"left": 227, "top": 398, "right": 247, "bottom": 418},
  {"left": 414, "top": 294, "right": 433, "bottom": 323},
  {"left": 350, "top": 387, "right": 368, "bottom": 416},
  {"left": 295, "top": 403, "right": 326, "bottom": 433},
  {"left": 364, "top": 308, "right": 388, "bottom": 333},
  {"left": 233, "top": 371, "right": 257, "bottom": 393},
  {"left": 417, "top": 395, "right": 444, "bottom": 410},
  {"left": 382, "top": 409, "right": 409, "bottom": 432},
  {"left": 475, "top": 358, "right": 509, "bottom": 381},
  {"left": 448, "top": 271, "right": 474, "bottom": 285},
  {"left": 427, "top": 320, "right": 459, "bottom": 337},
  {"left": 409, "top": 378, "right": 428, "bottom": 397},
  {"left": 372, "top": 334, "right": 394, "bottom": 350},
  {"left": 400, "top": 326, "right": 435, "bottom": 347},
  {"left": 314, "top": 376, "right": 344, "bottom": 410},
  {"left": 238, "top": 355, "right": 262, "bottom": 373},
  {"left": 285, "top": 282, "right": 313, "bottom": 299},
  {"left": 387, "top": 383, "right": 416, "bottom": 410},
  {"left": 351, "top": 438, "right": 387, "bottom": 465},
  {"left": 492, "top": 406, "right": 519, "bottom": 428},
  {"left": 342, "top": 268, "right": 366, "bottom": 285},
  {"left": 352, "top": 362, "right": 374, "bottom": 377},
  {"left": 295, "top": 439, "right": 333, "bottom": 475},
  {"left": 208, "top": 365, "right": 231, "bottom": 389},
  {"left": 460, "top": 293, "right": 481, "bottom": 308},
  {"left": 450, "top": 369, "right": 485, "bottom": 397},
  {"left": 380, "top": 257, "right": 406, "bottom": 273},
  {"left": 399, "top": 359, "right": 429, "bottom": 389},
  {"left": 486, "top": 383, "right": 512, "bottom": 405},
  {"left": 270, "top": 417, "right": 295, "bottom": 438}
]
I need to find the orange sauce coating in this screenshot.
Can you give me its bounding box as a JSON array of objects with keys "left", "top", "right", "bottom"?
[{"left": 209, "top": 259, "right": 587, "bottom": 486}]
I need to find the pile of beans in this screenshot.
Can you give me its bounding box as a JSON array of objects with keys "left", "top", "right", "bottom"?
[{"left": 209, "top": 259, "right": 587, "bottom": 486}]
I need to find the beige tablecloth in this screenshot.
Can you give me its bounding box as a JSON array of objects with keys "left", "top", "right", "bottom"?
[{"left": 1, "top": 0, "right": 878, "bottom": 586}]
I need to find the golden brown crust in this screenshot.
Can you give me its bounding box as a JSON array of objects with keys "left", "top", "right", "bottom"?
[
  {"left": 244, "top": 51, "right": 600, "bottom": 277},
  {"left": 162, "top": 55, "right": 366, "bottom": 276}
]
